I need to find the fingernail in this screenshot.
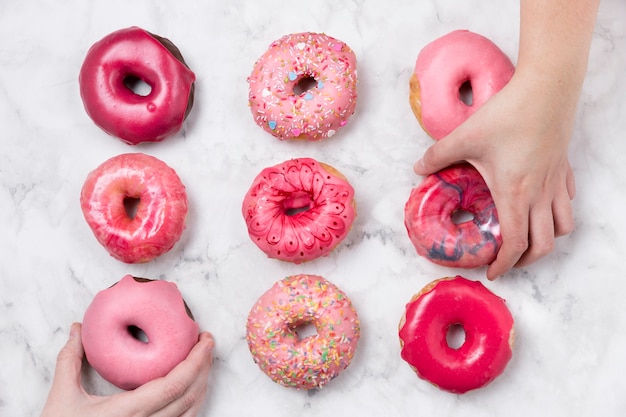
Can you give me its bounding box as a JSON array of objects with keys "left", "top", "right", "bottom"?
[
  {"left": 413, "top": 158, "right": 425, "bottom": 173},
  {"left": 69, "top": 323, "right": 79, "bottom": 339}
]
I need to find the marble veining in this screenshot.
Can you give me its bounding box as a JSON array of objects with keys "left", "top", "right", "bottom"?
[{"left": 1, "top": 0, "right": 626, "bottom": 416}]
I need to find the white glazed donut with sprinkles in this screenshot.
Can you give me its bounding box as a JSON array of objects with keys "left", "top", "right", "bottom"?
[
  {"left": 248, "top": 32, "right": 358, "bottom": 141},
  {"left": 246, "top": 274, "right": 361, "bottom": 389}
]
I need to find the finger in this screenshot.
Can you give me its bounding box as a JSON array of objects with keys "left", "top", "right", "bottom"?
[
  {"left": 566, "top": 161, "right": 577, "bottom": 200},
  {"left": 122, "top": 332, "right": 215, "bottom": 416},
  {"left": 413, "top": 130, "right": 474, "bottom": 176},
  {"left": 49, "top": 323, "right": 85, "bottom": 397},
  {"left": 487, "top": 200, "right": 530, "bottom": 280},
  {"left": 515, "top": 202, "right": 556, "bottom": 268},
  {"left": 553, "top": 185, "right": 575, "bottom": 237}
]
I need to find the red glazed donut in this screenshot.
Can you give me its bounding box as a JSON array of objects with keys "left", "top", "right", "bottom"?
[
  {"left": 246, "top": 274, "right": 360, "bottom": 389},
  {"left": 409, "top": 30, "right": 514, "bottom": 140},
  {"left": 80, "top": 153, "right": 188, "bottom": 263},
  {"left": 248, "top": 32, "right": 358, "bottom": 141},
  {"left": 398, "top": 276, "right": 514, "bottom": 394},
  {"left": 81, "top": 275, "right": 200, "bottom": 390},
  {"left": 242, "top": 158, "right": 356, "bottom": 263},
  {"left": 404, "top": 163, "right": 501, "bottom": 268},
  {"left": 79, "top": 27, "right": 195, "bottom": 144}
]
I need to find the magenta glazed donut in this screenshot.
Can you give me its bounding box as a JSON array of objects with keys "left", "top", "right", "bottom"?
[
  {"left": 81, "top": 275, "right": 199, "bottom": 390},
  {"left": 409, "top": 30, "right": 514, "bottom": 140},
  {"left": 80, "top": 153, "right": 188, "bottom": 263},
  {"left": 242, "top": 158, "right": 356, "bottom": 263},
  {"left": 399, "top": 276, "right": 514, "bottom": 393},
  {"left": 79, "top": 27, "right": 195, "bottom": 144},
  {"left": 404, "top": 164, "right": 501, "bottom": 268},
  {"left": 248, "top": 32, "right": 358, "bottom": 141}
]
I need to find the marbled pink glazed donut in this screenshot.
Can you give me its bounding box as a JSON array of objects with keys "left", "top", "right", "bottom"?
[
  {"left": 409, "top": 30, "right": 514, "bottom": 139},
  {"left": 248, "top": 32, "right": 358, "bottom": 141},
  {"left": 246, "top": 274, "right": 360, "bottom": 389},
  {"left": 80, "top": 153, "right": 188, "bottom": 263},
  {"left": 242, "top": 158, "right": 356, "bottom": 263},
  {"left": 81, "top": 275, "right": 199, "bottom": 390},
  {"left": 404, "top": 164, "right": 501, "bottom": 268}
]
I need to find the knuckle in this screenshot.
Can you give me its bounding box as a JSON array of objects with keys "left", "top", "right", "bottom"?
[{"left": 164, "top": 380, "right": 187, "bottom": 403}]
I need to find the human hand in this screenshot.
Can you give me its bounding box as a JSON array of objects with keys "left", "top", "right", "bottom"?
[
  {"left": 41, "top": 322, "right": 215, "bottom": 417},
  {"left": 414, "top": 69, "right": 577, "bottom": 279}
]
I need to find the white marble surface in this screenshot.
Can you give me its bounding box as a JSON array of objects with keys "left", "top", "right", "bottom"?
[{"left": 1, "top": 0, "right": 625, "bottom": 416}]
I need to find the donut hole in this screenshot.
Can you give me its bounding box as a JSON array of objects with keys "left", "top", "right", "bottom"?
[
  {"left": 123, "top": 75, "right": 152, "bottom": 97},
  {"left": 452, "top": 209, "right": 474, "bottom": 225},
  {"left": 283, "top": 191, "right": 313, "bottom": 216},
  {"left": 123, "top": 196, "right": 141, "bottom": 219},
  {"left": 127, "top": 325, "right": 149, "bottom": 343},
  {"left": 293, "top": 76, "right": 318, "bottom": 96},
  {"left": 446, "top": 323, "right": 466, "bottom": 350},
  {"left": 459, "top": 80, "right": 473, "bottom": 106},
  {"left": 293, "top": 322, "right": 318, "bottom": 341}
]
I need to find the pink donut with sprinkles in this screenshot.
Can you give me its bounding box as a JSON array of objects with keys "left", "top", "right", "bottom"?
[
  {"left": 248, "top": 32, "right": 358, "bottom": 141},
  {"left": 242, "top": 158, "right": 356, "bottom": 263},
  {"left": 246, "top": 274, "right": 361, "bottom": 389}
]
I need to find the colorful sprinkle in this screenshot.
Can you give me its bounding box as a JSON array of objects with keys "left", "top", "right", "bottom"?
[
  {"left": 268, "top": 121, "right": 277, "bottom": 130},
  {"left": 304, "top": 92, "right": 314, "bottom": 100},
  {"left": 288, "top": 71, "right": 298, "bottom": 81}
]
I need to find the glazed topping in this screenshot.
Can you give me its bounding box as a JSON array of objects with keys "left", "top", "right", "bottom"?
[
  {"left": 81, "top": 275, "right": 199, "bottom": 390},
  {"left": 248, "top": 32, "right": 358, "bottom": 141},
  {"left": 246, "top": 275, "right": 360, "bottom": 389},
  {"left": 80, "top": 153, "right": 188, "bottom": 263},
  {"left": 399, "top": 276, "right": 514, "bottom": 393},
  {"left": 411, "top": 30, "right": 514, "bottom": 139},
  {"left": 79, "top": 26, "right": 196, "bottom": 144},
  {"left": 404, "top": 163, "right": 501, "bottom": 268},
  {"left": 242, "top": 158, "right": 356, "bottom": 263}
]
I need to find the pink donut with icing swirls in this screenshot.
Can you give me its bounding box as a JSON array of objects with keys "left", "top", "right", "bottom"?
[
  {"left": 246, "top": 274, "right": 360, "bottom": 389},
  {"left": 248, "top": 32, "right": 358, "bottom": 141},
  {"left": 81, "top": 275, "right": 199, "bottom": 390},
  {"left": 409, "top": 30, "right": 514, "bottom": 140},
  {"left": 242, "top": 158, "right": 356, "bottom": 263},
  {"left": 80, "top": 153, "right": 188, "bottom": 263}
]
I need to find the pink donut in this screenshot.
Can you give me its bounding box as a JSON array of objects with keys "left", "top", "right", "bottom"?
[
  {"left": 79, "top": 27, "right": 196, "bottom": 145},
  {"left": 246, "top": 274, "right": 360, "bottom": 389},
  {"left": 81, "top": 275, "right": 199, "bottom": 390},
  {"left": 242, "top": 158, "right": 356, "bottom": 263},
  {"left": 409, "top": 30, "right": 514, "bottom": 139},
  {"left": 404, "top": 164, "right": 501, "bottom": 268},
  {"left": 248, "top": 32, "right": 358, "bottom": 141},
  {"left": 80, "top": 153, "right": 188, "bottom": 263}
]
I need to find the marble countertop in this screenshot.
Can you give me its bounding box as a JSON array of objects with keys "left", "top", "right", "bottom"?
[{"left": 2, "top": 0, "right": 625, "bottom": 416}]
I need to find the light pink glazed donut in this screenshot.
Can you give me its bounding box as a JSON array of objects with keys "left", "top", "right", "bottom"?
[
  {"left": 404, "top": 164, "right": 501, "bottom": 268},
  {"left": 80, "top": 153, "right": 188, "bottom": 263},
  {"left": 246, "top": 274, "right": 360, "bottom": 389},
  {"left": 248, "top": 32, "right": 358, "bottom": 141},
  {"left": 242, "top": 158, "right": 356, "bottom": 263},
  {"left": 409, "top": 30, "right": 514, "bottom": 139},
  {"left": 81, "top": 275, "right": 199, "bottom": 390}
]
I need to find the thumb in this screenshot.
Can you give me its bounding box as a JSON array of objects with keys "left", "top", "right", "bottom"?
[
  {"left": 414, "top": 131, "right": 472, "bottom": 176},
  {"left": 49, "top": 322, "right": 85, "bottom": 396}
]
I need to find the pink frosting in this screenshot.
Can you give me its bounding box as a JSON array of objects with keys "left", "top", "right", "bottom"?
[
  {"left": 404, "top": 164, "right": 501, "bottom": 268},
  {"left": 248, "top": 32, "right": 358, "bottom": 141},
  {"left": 81, "top": 275, "right": 199, "bottom": 390},
  {"left": 79, "top": 27, "right": 195, "bottom": 145},
  {"left": 242, "top": 158, "right": 356, "bottom": 263},
  {"left": 413, "top": 30, "right": 514, "bottom": 139},
  {"left": 246, "top": 274, "right": 360, "bottom": 389},
  {"left": 80, "top": 153, "right": 188, "bottom": 263}
]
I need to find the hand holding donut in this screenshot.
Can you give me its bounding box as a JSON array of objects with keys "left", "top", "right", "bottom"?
[
  {"left": 40, "top": 323, "right": 215, "bottom": 417},
  {"left": 415, "top": 0, "right": 599, "bottom": 279}
]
